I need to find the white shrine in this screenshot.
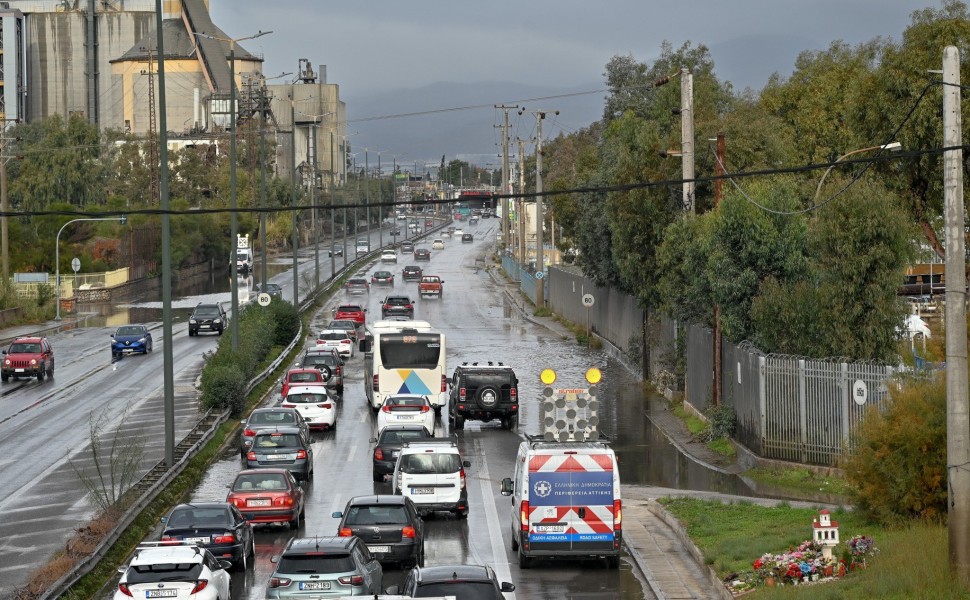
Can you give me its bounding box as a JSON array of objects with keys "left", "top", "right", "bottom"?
[{"left": 813, "top": 509, "right": 840, "bottom": 559}]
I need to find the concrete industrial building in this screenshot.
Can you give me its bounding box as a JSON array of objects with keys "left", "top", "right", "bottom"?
[{"left": 0, "top": 0, "right": 346, "bottom": 183}]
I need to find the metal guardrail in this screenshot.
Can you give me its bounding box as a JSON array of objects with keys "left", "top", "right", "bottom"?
[{"left": 37, "top": 218, "right": 452, "bottom": 599}]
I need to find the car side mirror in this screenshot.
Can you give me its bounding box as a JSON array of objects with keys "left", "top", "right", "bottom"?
[
  {"left": 501, "top": 582, "right": 516, "bottom": 592},
  {"left": 218, "top": 559, "right": 233, "bottom": 571},
  {"left": 240, "top": 419, "right": 247, "bottom": 424},
  {"left": 117, "top": 566, "right": 127, "bottom": 574},
  {"left": 159, "top": 516, "right": 168, "bottom": 524},
  {"left": 500, "top": 477, "right": 513, "bottom": 496},
  {"left": 385, "top": 586, "right": 400, "bottom": 595},
  {"left": 369, "top": 437, "right": 377, "bottom": 444},
  {"left": 331, "top": 511, "right": 343, "bottom": 518},
  {"left": 462, "top": 460, "right": 471, "bottom": 468},
  {"left": 110, "top": 334, "right": 114, "bottom": 338}
]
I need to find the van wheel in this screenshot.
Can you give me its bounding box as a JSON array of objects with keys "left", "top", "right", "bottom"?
[
  {"left": 518, "top": 553, "right": 531, "bottom": 569},
  {"left": 607, "top": 556, "right": 620, "bottom": 569},
  {"left": 510, "top": 532, "right": 519, "bottom": 552},
  {"left": 372, "top": 471, "right": 384, "bottom": 482}
]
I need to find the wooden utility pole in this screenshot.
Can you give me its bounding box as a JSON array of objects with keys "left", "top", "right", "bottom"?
[
  {"left": 496, "top": 104, "right": 517, "bottom": 251},
  {"left": 681, "top": 67, "right": 695, "bottom": 213},
  {"left": 523, "top": 108, "right": 557, "bottom": 308},
  {"left": 943, "top": 45, "right": 970, "bottom": 584},
  {"left": 712, "top": 132, "right": 725, "bottom": 407},
  {"left": 517, "top": 138, "right": 526, "bottom": 265}
]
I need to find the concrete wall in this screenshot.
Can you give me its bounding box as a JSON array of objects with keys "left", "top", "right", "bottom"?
[{"left": 548, "top": 265, "right": 643, "bottom": 354}]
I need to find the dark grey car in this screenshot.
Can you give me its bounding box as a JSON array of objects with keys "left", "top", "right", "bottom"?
[
  {"left": 245, "top": 427, "right": 314, "bottom": 482},
  {"left": 299, "top": 347, "right": 344, "bottom": 395},
  {"left": 331, "top": 495, "right": 424, "bottom": 567},
  {"left": 267, "top": 537, "right": 383, "bottom": 598},
  {"left": 239, "top": 408, "right": 310, "bottom": 458},
  {"left": 381, "top": 295, "right": 415, "bottom": 319},
  {"left": 391, "top": 564, "right": 514, "bottom": 598}
]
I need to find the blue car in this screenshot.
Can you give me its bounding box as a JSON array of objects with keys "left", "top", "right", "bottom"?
[{"left": 110, "top": 324, "right": 153, "bottom": 357}]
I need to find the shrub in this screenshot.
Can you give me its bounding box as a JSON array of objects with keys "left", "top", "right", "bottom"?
[
  {"left": 842, "top": 373, "right": 947, "bottom": 525},
  {"left": 268, "top": 300, "right": 300, "bottom": 346},
  {"left": 199, "top": 364, "right": 247, "bottom": 414},
  {"left": 705, "top": 403, "right": 736, "bottom": 441}
]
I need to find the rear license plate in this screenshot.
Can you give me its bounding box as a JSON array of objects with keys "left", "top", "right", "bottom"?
[
  {"left": 391, "top": 451, "right": 399, "bottom": 457},
  {"left": 146, "top": 591, "right": 177, "bottom": 598},
  {"left": 265, "top": 454, "right": 292, "bottom": 461},
  {"left": 184, "top": 536, "right": 210, "bottom": 543},
  {"left": 535, "top": 524, "right": 567, "bottom": 533},
  {"left": 299, "top": 581, "right": 331, "bottom": 590},
  {"left": 248, "top": 499, "right": 271, "bottom": 507},
  {"left": 368, "top": 545, "right": 390, "bottom": 553},
  {"left": 410, "top": 487, "right": 434, "bottom": 494},
  {"left": 395, "top": 415, "right": 414, "bottom": 420}
]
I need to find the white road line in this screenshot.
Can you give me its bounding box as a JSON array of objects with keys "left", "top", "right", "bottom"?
[
  {"left": 478, "top": 454, "right": 516, "bottom": 600},
  {"left": 347, "top": 441, "right": 357, "bottom": 463}
]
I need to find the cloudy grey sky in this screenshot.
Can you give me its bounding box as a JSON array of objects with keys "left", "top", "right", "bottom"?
[{"left": 211, "top": 1, "right": 928, "bottom": 163}]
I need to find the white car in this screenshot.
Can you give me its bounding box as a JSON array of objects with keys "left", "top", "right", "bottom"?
[
  {"left": 113, "top": 542, "right": 231, "bottom": 600},
  {"left": 431, "top": 239, "right": 444, "bottom": 250},
  {"left": 281, "top": 385, "right": 336, "bottom": 431},
  {"left": 453, "top": 229, "right": 464, "bottom": 237},
  {"left": 381, "top": 249, "right": 398, "bottom": 263},
  {"left": 316, "top": 329, "right": 355, "bottom": 358},
  {"left": 393, "top": 439, "right": 470, "bottom": 517},
  {"left": 376, "top": 394, "right": 435, "bottom": 435}
]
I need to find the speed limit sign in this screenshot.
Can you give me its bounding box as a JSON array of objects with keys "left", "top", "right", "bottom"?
[{"left": 581, "top": 293, "right": 595, "bottom": 308}]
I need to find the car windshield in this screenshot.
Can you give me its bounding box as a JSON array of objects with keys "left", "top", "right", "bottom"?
[
  {"left": 254, "top": 433, "right": 302, "bottom": 449},
  {"left": 166, "top": 507, "right": 231, "bottom": 528},
  {"left": 385, "top": 396, "right": 426, "bottom": 408},
  {"left": 345, "top": 505, "right": 409, "bottom": 525},
  {"left": 318, "top": 333, "right": 346, "bottom": 341},
  {"left": 289, "top": 372, "right": 322, "bottom": 382},
  {"left": 386, "top": 298, "right": 410, "bottom": 305},
  {"left": 276, "top": 554, "right": 355, "bottom": 574},
  {"left": 126, "top": 562, "right": 203, "bottom": 584},
  {"left": 415, "top": 582, "right": 497, "bottom": 598},
  {"left": 348, "top": 279, "right": 367, "bottom": 286},
  {"left": 115, "top": 326, "right": 145, "bottom": 336},
  {"left": 338, "top": 306, "right": 362, "bottom": 313},
  {"left": 232, "top": 472, "right": 288, "bottom": 491},
  {"left": 329, "top": 321, "right": 355, "bottom": 330},
  {"left": 303, "top": 354, "right": 337, "bottom": 367},
  {"left": 9, "top": 343, "right": 40, "bottom": 353},
  {"left": 194, "top": 306, "right": 221, "bottom": 316},
  {"left": 380, "top": 429, "right": 431, "bottom": 445},
  {"left": 400, "top": 452, "right": 461, "bottom": 474},
  {"left": 250, "top": 412, "right": 298, "bottom": 426},
  {"left": 286, "top": 392, "right": 328, "bottom": 404}
]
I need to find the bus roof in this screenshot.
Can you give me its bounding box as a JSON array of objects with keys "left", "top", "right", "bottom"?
[{"left": 370, "top": 319, "right": 434, "bottom": 332}]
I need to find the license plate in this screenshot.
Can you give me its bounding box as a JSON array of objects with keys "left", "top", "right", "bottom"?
[
  {"left": 368, "top": 545, "right": 390, "bottom": 553},
  {"left": 200, "top": 325, "right": 211, "bottom": 329},
  {"left": 248, "top": 499, "right": 271, "bottom": 507},
  {"left": 535, "top": 524, "right": 567, "bottom": 533},
  {"left": 184, "top": 536, "right": 210, "bottom": 543},
  {"left": 14, "top": 368, "right": 23, "bottom": 372},
  {"left": 391, "top": 451, "right": 399, "bottom": 457},
  {"left": 299, "top": 581, "right": 331, "bottom": 591},
  {"left": 146, "top": 591, "right": 177, "bottom": 598},
  {"left": 410, "top": 487, "right": 434, "bottom": 494},
  {"left": 395, "top": 415, "right": 414, "bottom": 420},
  {"left": 264, "top": 454, "right": 293, "bottom": 461}
]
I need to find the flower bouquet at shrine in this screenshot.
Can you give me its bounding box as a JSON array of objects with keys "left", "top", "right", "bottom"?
[{"left": 847, "top": 534, "right": 878, "bottom": 569}]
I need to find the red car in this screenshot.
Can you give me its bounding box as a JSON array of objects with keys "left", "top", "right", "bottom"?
[
  {"left": 226, "top": 468, "right": 305, "bottom": 528},
  {"left": 333, "top": 303, "right": 367, "bottom": 328},
  {"left": 2, "top": 336, "right": 54, "bottom": 382},
  {"left": 280, "top": 367, "right": 329, "bottom": 400}
]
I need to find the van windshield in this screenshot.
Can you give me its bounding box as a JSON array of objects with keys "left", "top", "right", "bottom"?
[{"left": 400, "top": 452, "right": 460, "bottom": 474}]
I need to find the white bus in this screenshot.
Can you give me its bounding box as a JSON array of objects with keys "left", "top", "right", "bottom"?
[{"left": 360, "top": 320, "right": 448, "bottom": 412}]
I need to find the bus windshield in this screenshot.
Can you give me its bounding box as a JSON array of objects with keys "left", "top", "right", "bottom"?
[{"left": 380, "top": 334, "right": 441, "bottom": 369}]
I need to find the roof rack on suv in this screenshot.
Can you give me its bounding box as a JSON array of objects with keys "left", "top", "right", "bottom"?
[
  {"left": 460, "top": 361, "right": 506, "bottom": 367},
  {"left": 402, "top": 437, "right": 458, "bottom": 448}
]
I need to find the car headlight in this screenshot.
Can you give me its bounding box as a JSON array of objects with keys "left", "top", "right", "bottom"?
[
  {"left": 3, "top": 359, "right": 9, "bottom": 366},
  {"left": 189, "top": 319, "right": 197, "bottom": 324},
  {"left": 138, "top": 337, "right": 147, "bottom": 343},
  {"left": 30, "top": 359, "right": 37, "bottom": 365},
  {"left": 214, "top": 318, "right": 222, "bottom": 324}
]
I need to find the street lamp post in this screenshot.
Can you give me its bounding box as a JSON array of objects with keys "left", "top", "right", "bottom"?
[
  {"left": 55, "top": 216, "right": 126, "bottom": 321},
  {"left": 195, "top": 29, "right": 272, "bottom": 350},
  {"left": 256, "top": 72, "right": 292, "bottom": 291},
  {"left": 299, "top": 111, "right": 335, "bottom": 289},
  {"left": 813, "top": 142, "right": 902, "bottom": 204}
]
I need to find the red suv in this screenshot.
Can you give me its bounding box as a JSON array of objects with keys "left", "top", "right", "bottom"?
[
  {"left": 2, "top": 337, "right": 55, "bottom": 382},
  {"left": 333, "top": 304, "right": 366, "bottom": 328}
]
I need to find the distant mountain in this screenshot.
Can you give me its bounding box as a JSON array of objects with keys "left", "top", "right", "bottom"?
[{"left": 343, "top": 81, "right": 605, "bottom": 172}]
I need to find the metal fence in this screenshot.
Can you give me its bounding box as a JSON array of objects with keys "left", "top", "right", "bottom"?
[{"left": 685, "top": 323, "right": 898, "bottom": 466}]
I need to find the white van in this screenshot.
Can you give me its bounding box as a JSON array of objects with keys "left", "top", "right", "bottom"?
[
  {"left": 393, "top": 439, "right": 470, "bottom": 518},
  {"left": 500, "top": 439, "right": 621, "bottom": 569},
  {"left": 356, "top": 238, "right": 371, "bottom": 255}
]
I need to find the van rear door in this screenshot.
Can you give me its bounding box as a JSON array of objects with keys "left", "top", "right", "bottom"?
[{"left": 527, "top": 451, "right": 615, "bottom": 553}]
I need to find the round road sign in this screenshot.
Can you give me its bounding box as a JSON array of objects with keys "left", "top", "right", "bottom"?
[
  {"left": 257, "top": 293, "right": 272, "bottom": 307},
  {"left": 852, "top": 379, "right": 869, "bottom": 406},
  {"left": 582, "top": 293, "right": 595, "bottom": 308},
  {"left": 535, "top": 271, "right": 544, "bottom": 279},
  {"left": 71, "top": 257, "right": 81, "bottom": 273}
]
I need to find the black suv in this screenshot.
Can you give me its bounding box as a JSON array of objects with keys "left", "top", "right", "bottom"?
[
  {"left": 331, "top": 495, "right": 424, "bottom": 568},
  {"left": 402, "top": 265, "right": 423, "bottom": 281},
  {"left": 382, "top": 295, "right": 415, "bottom": 319},
  {"left": 391, "top": 564, "right": 514, "bottom": 598},
  {"left": 449, "top": 362, "right": 519, "bottom": 430},
  {"left": 188, "top": 303, "right": 227, "bottom": 336},
  {"left": 369, "top": 424, "right": 433, "bottom": 481},
  {"left": 299, "top": 347, "right": 343, "bottom": 395}
]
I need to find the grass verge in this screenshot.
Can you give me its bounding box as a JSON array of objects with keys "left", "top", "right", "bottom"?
[
  {"left": 660, "top": 497, "right": 968, "bottom": 599},
  {"left": 744, "top": 466, "right": 852, "bottom": 498}
]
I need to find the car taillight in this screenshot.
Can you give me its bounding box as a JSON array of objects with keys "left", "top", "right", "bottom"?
[
  {"left": 459, "top": 467, "right": 466, "bottom": 490},
  {"left": 190, "top": 580, "right": 208, "bottom": 594},
  {"left": 316, "top": 339, "right": 325, "bottom": 345},
  {"left": 383, "top": 304, "right": 391, "bottom": 310},
  {"left": 212, "top": 533, "right": 235, "bottom": 544},
  {"left": 459, "top": 387, "right": 466, "bottom": 400},
  {"left": 318, "top": 403, "right": 333, "bottom": 409},
  {"left": 372, "top": 374, "right": 379, "bottom": 391},
  {"left": 247, "top": 451, "right": 257, "bottom": 461},
  {"left": 160, "top": 536, "right": 178, "bottom": 543},
  {"left": 374, "top": 447, "right": 384, "bottom": 460},
  {"left": 338, "top": 575, "right": 364, "bottom": 586},
  {"left": 336, "top": 365, "right": 342, "bottom": 376},
  {"left": 520, "top": 500, "right": 530, "bottom": 531},
  {"left": 510, "top": 387, "right": 517, "bottom": 400},
  {"left": 117, "top": 583, "right": 133, "bottom": 597},
  {"left": 420, "top": 405, "right": 429, "bottom": 413},
  {"left": 274, "top": 496, "right": 295, "bottom": 507},
  {"left": 228, "top": 496, "right": 244, "bottom": 508},
  {"left": 282, "top": 404, "right": 295, "bottom": 408},
  {"left": 343, "top": 339, "right": 351, "bottom": 345},
  {"left": 614, "top": 499, "right": 622, "bottom": 530},
  {"left": 381, "top": 405, "right": 391, "bottom": 413},
  {"left": 296, "top": 450, "right": 307, "bottom": 459},
  {"left": 269, "top": 577, "right": 291, "bottom": 588},
  {"left": 338, "top": 527, "right": 353, "bottom": 537},
  {"left": 440, "top": 375, "right": 446, "bottom": 393},
  {"left": 402, "top": 526, "right": 416, "bottom": 538}
]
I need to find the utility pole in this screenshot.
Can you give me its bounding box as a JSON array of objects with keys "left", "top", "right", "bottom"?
[
  {"left": 0, "top": 125, "right": 14, "bottom": 279},
  {"left": 330, "top": 131, "right": 336, "bottom": 279},
  {"left": 496, "top": 104, "right": 517, "bottom": 252},
  {"left": 681, "top": 67, "right": 695, "bottom": 213},
  {"left": 259, "top": 83, "right": 268, "bottom": 289},
  {"left": 291, "top": 99, "right": 299, "bottom": 306},
  {"left": 228, "top": 43, "right": 239, "bottom": 350},
  {"left": 517, "top": 138, "right": 526, "bottom": 266},
  {"left": 943, "top": 45, "right": 970, "bottom": 584},
  {"left": 310, "top": 122, "right": 319, "bottom": 289},
  {"left": 712, "top": 132, "right": 726, "bottom": 407},
  {"left": 522, "top": 109, "right": 557, "bottom": 308}
]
